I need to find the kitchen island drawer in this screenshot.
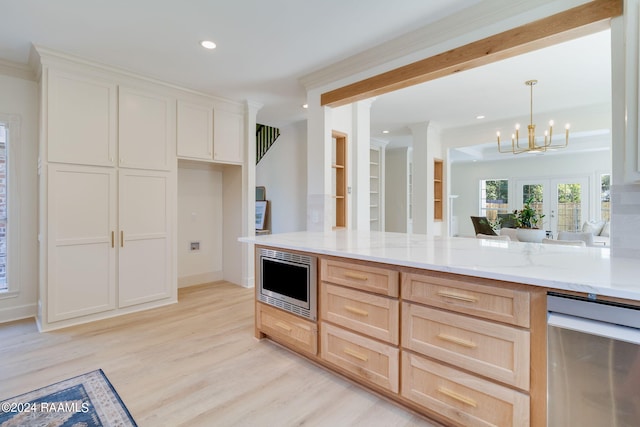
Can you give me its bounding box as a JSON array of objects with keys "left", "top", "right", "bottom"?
[
  {"left": 320, "top": 322, "right": 399, "bottom": 392},
  {"left": 401, "top": 352, "right": 530, "bottom": 427},
  {"left": 402, "top": 302, "right": 530, "bottom": 390},
  {"left": 256, "top": 302, "right": 317, "bottom": 356},
  {"left": 320, "top": 283, "right": 399, "bottom": 344},
  {"left": 321, "top": 258, "right": 399, "bottom": 297},
  {"left": 401, "top": 272, "right": 530, "bottom": 327}
]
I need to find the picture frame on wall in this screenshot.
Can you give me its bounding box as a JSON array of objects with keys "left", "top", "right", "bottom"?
[{"left": 256, "top": 200, "right": 268, "bottom": 230}]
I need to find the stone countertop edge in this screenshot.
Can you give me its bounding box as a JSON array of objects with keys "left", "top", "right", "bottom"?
[{"left": 240, "top": 230, "right": 640, "bottom": 302}]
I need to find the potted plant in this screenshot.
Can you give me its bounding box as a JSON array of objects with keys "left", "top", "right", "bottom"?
[{"left": 513, "top": 197, "right": 546, "bottom": 242}]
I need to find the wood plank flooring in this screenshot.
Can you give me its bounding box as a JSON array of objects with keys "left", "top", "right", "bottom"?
[{"left": 0, "top": 282, "right": 442, "bottom": 427}]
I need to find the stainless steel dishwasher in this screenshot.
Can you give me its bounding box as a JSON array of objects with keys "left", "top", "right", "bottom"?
[{"left": 547, "top": 293, "right": 640, "bottom": 427}]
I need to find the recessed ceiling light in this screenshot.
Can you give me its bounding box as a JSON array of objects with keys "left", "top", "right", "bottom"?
[
  {"left": 476, "top": 115, "right": 485, "bottom": 119},
  {"left": 302, "top": 104, "right": 308, "bottom": 109},
  {"left": 200, "top": 40, "right": 217, "bottom": 50},
  {"left": 382, "top": 130, "right": 389, "bottom": 134}
]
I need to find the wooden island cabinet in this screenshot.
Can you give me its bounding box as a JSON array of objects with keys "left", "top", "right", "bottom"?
[{"left": 254, "top": 248, "right": 548, "bottom": 427}]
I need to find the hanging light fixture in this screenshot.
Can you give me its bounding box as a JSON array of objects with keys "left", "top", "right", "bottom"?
[{"left": 497, "top": 80, "right": 570, "bottom": 154}]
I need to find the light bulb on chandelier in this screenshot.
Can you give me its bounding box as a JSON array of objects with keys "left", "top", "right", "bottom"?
[{"left": 497, "top": 80, "right": 570, "bottom": 154}]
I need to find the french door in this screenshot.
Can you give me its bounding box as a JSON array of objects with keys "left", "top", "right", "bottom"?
[{"left": 516, "top": 177, "right": 589, "bottom": 237}]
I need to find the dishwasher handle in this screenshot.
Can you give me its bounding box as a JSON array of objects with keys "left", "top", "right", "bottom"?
[{"left": 548, "top": 312, "right": 640, "bottom": 345}]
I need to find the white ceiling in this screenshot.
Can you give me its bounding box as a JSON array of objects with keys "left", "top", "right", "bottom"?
[
  {"left": 0, "top": 0, "right": 611, "bottom": 162},
  {"left": 0, "top": 0, "right": 479, "bottom": 126}
]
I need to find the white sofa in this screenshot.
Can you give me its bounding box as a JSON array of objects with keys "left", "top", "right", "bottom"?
[{"left": 582, "top": 220, "right": 610, "bottom": 246}]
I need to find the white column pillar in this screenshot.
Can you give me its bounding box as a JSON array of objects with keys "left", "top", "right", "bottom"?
[
  {"left": 409, "top": 121, "right": 444, "bottom": 236},
  {"left": 352, "top": 99, "right": 375, "bottom": 230},
  {"left": 241, "top": 101, "right": 261, "bottom": 287},
  {"left": 306, "top": 89, "right": 333, "bottom": 232}
]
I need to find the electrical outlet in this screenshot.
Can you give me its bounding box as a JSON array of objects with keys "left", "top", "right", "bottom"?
[{"left": 190, "top": 241, "right": 200, "bottom": 251}]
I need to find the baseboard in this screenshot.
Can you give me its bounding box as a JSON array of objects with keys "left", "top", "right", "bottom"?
[
  {"left": 0, "top": 302, "right": 37, "bottom": 325},
  {"left": 178, "top": 271, "right": 224, "bottom": 288}
]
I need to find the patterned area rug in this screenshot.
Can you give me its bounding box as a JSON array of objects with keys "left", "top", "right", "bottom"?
[{"left": 0, "top": 369, "right": 137, "bottom": 427}]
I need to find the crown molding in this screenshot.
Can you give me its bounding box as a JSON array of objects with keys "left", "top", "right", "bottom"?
[{"left": 0, "top": 58, "right": 35, "bottom": 81}]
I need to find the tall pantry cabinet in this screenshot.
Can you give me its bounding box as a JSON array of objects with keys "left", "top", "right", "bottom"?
[{"left": 37, "top": 50, "right": 177, "bottom": 331}]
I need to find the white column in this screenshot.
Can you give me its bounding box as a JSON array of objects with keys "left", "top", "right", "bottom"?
[
  {"left": 242, "top": 101, "right": 261, "bottom": 287},
  {"left": 410, "top": 122, "right": 444, "bottom": 236},
  {"left": 306, "top": 89, "right": 333, "bottom": 232},
  {"left": 352, "top": 99, "right": 375, "bottom": 230}
]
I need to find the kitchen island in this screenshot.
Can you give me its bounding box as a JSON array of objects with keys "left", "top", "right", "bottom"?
[{"left": 240, "top": 230, "right": 640, "bottom": 427}]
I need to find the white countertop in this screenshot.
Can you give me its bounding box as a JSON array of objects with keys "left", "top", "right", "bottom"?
[{"left": 240, "top": 230, "right": 640, "bottom": 302}]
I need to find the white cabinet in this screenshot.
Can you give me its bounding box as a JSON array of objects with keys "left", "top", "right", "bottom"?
[
  {"left": 176, "top": 100, "right": 213, "bottom": 160},
  {"left": 213, "top": 107, "right": 244, "bottom": 163},
  {"left": 118, "top": 87, "right": 174, "bottom": 171},
  {"left": 46, "top": 166, "right": 173, "bottom": 323},
  {"left": 176, "top": 101, "right": 245, "bottom": 164},
  {"left": 47, "top": 69, "right": 117, "bottom": 166},
  {"left": 47, "top": 164, "right": 117, "bottom": 322},
  {"left": 118, "top": 169, "right": 172, "bottom": 307}
]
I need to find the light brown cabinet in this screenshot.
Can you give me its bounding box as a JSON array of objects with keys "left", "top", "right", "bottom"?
[
  {"left": 256, "top": 302, "right": 317, "bottom": 356},
  {"left": 254, "top": 252, "right": 544, "bottom": 426}
]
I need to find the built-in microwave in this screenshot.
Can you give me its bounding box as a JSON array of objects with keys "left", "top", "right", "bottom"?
[{"left": 257, "top": 248, "right": 317, "bottom": 321}]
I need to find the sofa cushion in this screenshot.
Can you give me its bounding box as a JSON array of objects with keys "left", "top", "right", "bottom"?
[
  {"left": 582, "top": 220, "right": 605, "bottom": 236},
  {"left": 599, "top": 221, "right": 610, "bottom": 237}
]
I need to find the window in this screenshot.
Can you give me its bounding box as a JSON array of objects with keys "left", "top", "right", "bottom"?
[
  {"left": 601, "top": 174, "right": 610, "bottom": 221},
  {"left": 480, "top": 179, "right": 509, "bottom": 224},
  {"left": 0, "top": 124, "right": 6, "bottom": 292}
]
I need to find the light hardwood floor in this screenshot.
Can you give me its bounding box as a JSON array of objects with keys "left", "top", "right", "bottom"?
[{"left": 0, "top": 282, "right": 442, "bottom": 427}]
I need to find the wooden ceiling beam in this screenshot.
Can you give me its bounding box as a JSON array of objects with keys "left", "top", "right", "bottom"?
[{"left": 321, "top": 0, "right": 622, "bottom": 107}]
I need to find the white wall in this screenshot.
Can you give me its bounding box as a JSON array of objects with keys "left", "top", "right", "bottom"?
[
  {"left": 451, "top": 150, "right": 611, "bottom": 236},
  {"left": 256, "top": 121, "right": 307, "bottom": 233},
  {"left": 177, "top": 162, "right": 224, "bottom": 287},
  {"left": 0, "top": 74, "right": 39, "bottom": 323}
]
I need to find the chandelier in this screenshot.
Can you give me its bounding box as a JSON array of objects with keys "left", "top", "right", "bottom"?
[{"left": 497, "top": 80, "right": 570, "bottom": 154}]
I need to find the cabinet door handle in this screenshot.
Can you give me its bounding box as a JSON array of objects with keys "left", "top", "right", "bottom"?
[
  {"left": 437, "top": 387, "right": 477, "bottom": 407},
  {"left": 111, "top": 231, "right": 114, "bottom": 248},
  {"left": 437, "top": 291, "right": 478, "bottom": 303},
  {"left": 344, "top": 272, "right": 368, "bottom": 281},
  {"left": 275, "top": 321, "right": 292, "bottom": 332},
  {"left": 344, "top": 305, "right": 369, "bottom": 316},
  {"left": 120, "top": 231, "right": 124, "bottom": 248},
  {"left": 437, "top": 333, "right": 477, "bottom": 349},
  {"left": 343, "top": 347, "right": 368, "bottom": 362}
]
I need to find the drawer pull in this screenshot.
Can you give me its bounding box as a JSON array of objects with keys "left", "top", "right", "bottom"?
[
  {"left": 275, "top": 321, "right": 292, "bottom": 332},
  {"left": 343, "top": 347, "right": 368, "bottom": 362},
  {"left": 437, "top": 291, "right": 478, "bottom": 303},
  {"left": 438, "top": 387, "right": 478, "bottom": 408},
  {"left": 344, "top": 272, "right": 368, "bottom": 281},
  {"left": 437, "top": 333, "right": 477, "bottom": 349},
  {"left": 344, "top": 305, "right": 369, "bottom": 316}
]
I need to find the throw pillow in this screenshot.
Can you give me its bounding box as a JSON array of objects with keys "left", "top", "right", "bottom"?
[
  {"left": 582, "top": 219, "right": 605, "bottom": 235},
  {"left": 600, "top": 221, "right": 610, "bottom": 237}
]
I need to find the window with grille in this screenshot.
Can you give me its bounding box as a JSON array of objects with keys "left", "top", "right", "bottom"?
[{"left": 480, "top": 179, "right": 509, "bottom": 225}]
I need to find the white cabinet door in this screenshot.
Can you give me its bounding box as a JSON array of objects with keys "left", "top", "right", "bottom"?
[
  {"left": 118, "top": 169, "right": 172, "bottom": 307},
  {"left": 119, "top": 87, "right": 174, "bottom": 171},
  {"left": 47, "top": 69, "right": 117, "bottom": 166},
  {"left": 177, "top": 100, "right": 214, "bottom": 160},
  {"left": 47, "top": 164, "right": 117, "bottom": 322},
  {"left": 213, "top": 108, "right": 244, "bottom": 163}
]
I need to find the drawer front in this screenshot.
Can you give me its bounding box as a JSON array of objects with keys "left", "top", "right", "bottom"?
[
  {"left": 320, "top": 322, "right": 399, "bottom": 392},
  {"left": 256, "top": 302, "right": 317, "bottom": 356},
  {"left": 321, "top": 258, "right": 399, "bottom": 297},
  {"left": 402, "top": 352, "right": 530, "bottom": 427},
  {"left": 402, "top": 303, "right": 530, "bottom": 390},
  {"left": 321, "top": 283, "right": 399, "bottom": 344},
  {"left": 401, "top": 272, "right": 530, "bottom": 327}
]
